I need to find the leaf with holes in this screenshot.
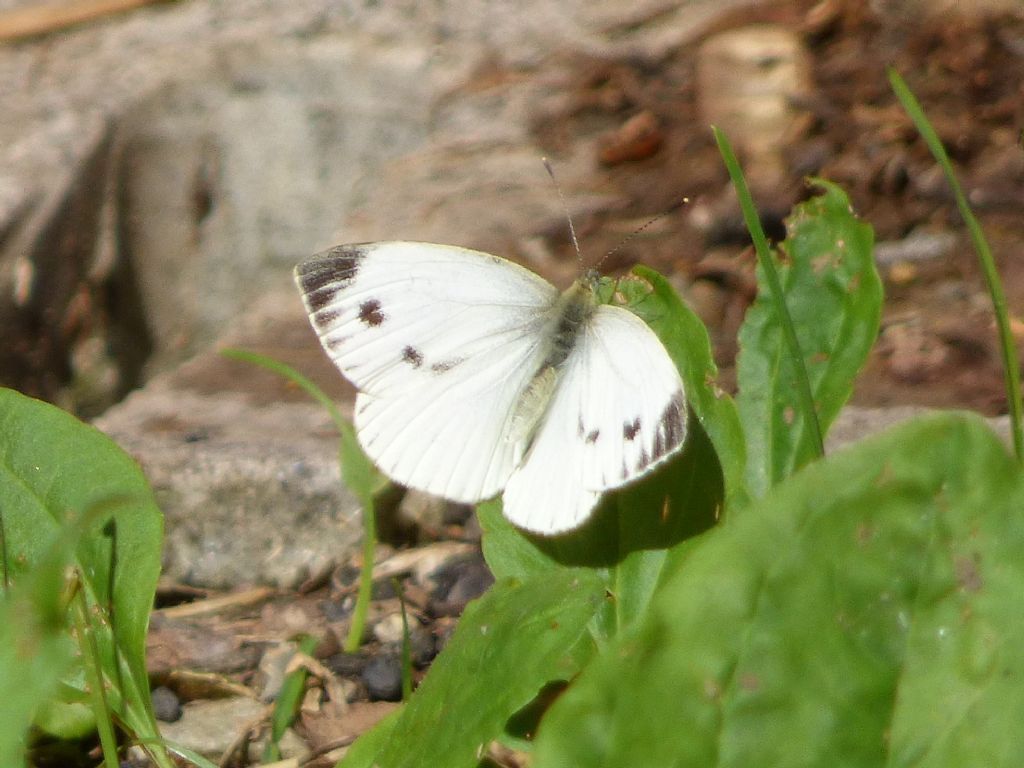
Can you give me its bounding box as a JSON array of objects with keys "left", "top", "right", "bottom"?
[{"left": 736, "top": 180, "right": 880, "bottom": 497}]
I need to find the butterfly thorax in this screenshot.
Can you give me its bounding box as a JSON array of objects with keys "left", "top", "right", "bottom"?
[{"left": 547, "top": 271, "right": 600, "bottom": 369}]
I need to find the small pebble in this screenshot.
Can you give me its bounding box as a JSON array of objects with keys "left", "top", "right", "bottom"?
[
  {"left": 371, "top": 579, "right": 398, "bottom": 600},
  {"left": 151, "top": 685, "right": 182, "bottom": 723},
  {"left": 441, "top": 561, "right": 495, "bottom": 612},
  {"left": 325, "top": 651, "right": 368, "bottom": 677},
  {"left": 373, "top": 613, "right": 407, "bottom": 645},
  {"left": 409, "top": 625, "right": 437, "bottom": 668},
  {"left": 362, "top": 655, "right": 403, "bottom": 702},
  {"left": 887, "top": 261, "right": 918, "bottom": 286}
]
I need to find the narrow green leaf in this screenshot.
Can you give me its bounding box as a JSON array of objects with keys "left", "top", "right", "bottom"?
[
  {"left": 220, "top": 349, "right": 384, "bottom": 651},
  {"left": 353, "top": 570, "right": 605, "bottom": 768},
  {"left": 0, "top": 388, "right": 165, "bottom": 759},
  {"left": 264, "top": 634, "right": 320, "bottom": 762},
  {"left": 534, "top": 413, "right": 1024, "bottom": 767},
  {"left": 736, "top": 180, "right": 881, "bottom": 497},
  {"left": 715, "top": 126, "right": 824, "bottom": 470},
  {"left": 888, "top": 68, "right": 1024, "bottom": 462}
]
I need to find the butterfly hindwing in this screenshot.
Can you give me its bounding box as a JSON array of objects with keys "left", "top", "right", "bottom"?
[
  {"left": 295, "top": 242, "right": 560, "bottom": 503},
  {"left": 502, "top": 303, "right": 686, "bottom": 534}
]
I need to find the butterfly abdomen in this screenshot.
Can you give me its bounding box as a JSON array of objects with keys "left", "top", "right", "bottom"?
[{"left": 506, "top": 277, "right": 599, "bottom": 457}]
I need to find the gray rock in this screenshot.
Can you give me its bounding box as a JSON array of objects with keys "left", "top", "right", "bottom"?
[
  {"left": 93, "top": 289, "right": 364, "bottom": 588},
  {"left": 151, "top": 686, "right": 182, "bottom": 723},
  {"left": 361, "top": 655, "right": 403, "bottom": 702},
  {"left": 157, "top": 696, "right": 266, "bottom": 758},
  {"left": 829, "top": 405, "right": 1011, "bottom": 452},
  {"left": 20, "top": 0, "right": 1014, "bottom": 597}
]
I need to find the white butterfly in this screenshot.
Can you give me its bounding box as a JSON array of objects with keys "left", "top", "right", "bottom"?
[{"left": 294, "top": 241, "right": 687, "bottom": 535}]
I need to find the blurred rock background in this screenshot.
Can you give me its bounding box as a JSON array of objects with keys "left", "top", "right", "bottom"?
[{"left": 2, "top": 0, "right": 1022, "bottom": 587}]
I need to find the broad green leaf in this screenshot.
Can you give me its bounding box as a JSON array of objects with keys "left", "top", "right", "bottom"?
[
  {"left": 736, "top": 180, "right": 881, "bottom": 497},
  {"left": 534, "top": 413, "right": 1024, "bottom": 767},
  {"left": 349, "top": 570, "right": 605, "bottom": 768},
  {"left": 0, "top": 389, "right": 164, "bottom": 753}
]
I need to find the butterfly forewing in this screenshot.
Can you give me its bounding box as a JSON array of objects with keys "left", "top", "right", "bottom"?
[
  {"left": 502, "top": 303, "right": 686, "bottom": 534},
  {"left": 296, "top": 242, "right": 560, "bottom": 396},
  {"left": 295, "top": 241, "right": 560, "bottom": 503}
]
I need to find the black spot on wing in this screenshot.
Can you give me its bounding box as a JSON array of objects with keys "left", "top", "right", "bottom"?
[
  {"left": 325, "top": 333, "right": 350, "bottom": 352},
  {"left": 295, "top": 245, "right": 368, "bottom": 313},
  {"left": 402, "top": 346, "right": 424, "bottom": 368},
  {"left": 577, "top": 414, "right": 600, "bottom": 444},
  {"left": 359, "top": 299, "right": 385, "bottom": 327},
  {"left": 623, "top": 417, "right": 641, "bottom": 441},
  {"left": 651, "top": 391, "right": 687, "bottom": 461},
  {"left": 313, "top": 308, "right": 340, "bottom": 328},
  {"left": 636, "top": 446, "right": 651, "bottom": 472},
  {"left": 431, "top": 357, "right": 464, "bottom": 374}
]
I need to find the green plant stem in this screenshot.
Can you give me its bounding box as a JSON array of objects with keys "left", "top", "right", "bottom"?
[
  {"left": 74, "top": 586, "right": 120, "bottom": 767},
  {"left": 346, "top": 496, "right": 377, "bottom": 652},
  {"left": 219, "top": 348, "right": 382, "bottom": 652},
  {"left": 888, "top": 68, "right": 1024, "bottom": 462},
  {"left": 393, "top": 577, "right": 413, "bottom": 700},
  {"left": 713, "top": 126, "right": 824, "bottom": 460}
]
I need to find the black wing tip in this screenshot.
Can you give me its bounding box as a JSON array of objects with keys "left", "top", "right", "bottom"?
[{"left": 295, "top": 244, "right": 375, "bottom": 311}]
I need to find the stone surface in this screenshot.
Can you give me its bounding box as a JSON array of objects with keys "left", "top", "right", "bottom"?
[
  {"left": 829, "top": 405, "right": 1011, "bottom": 452},
  {"left": 696, "top": 25, "right": 812, "bottom": 195},
  {"left": 157, "top": 696, "right": 266, "bottom": 758}
]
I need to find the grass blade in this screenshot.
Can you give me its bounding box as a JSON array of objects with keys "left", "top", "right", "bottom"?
[
  {"left": 888, "top": 68, "right": 1024, "bottom": 461},
  {"left": 220, "top": 349, "right": 384, "bottom": 652},
  {"left": 713, "top": 126, "right": 824, "bottom": 462}
]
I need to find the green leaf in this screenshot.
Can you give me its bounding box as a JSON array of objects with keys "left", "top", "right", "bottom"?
[
  {"left": 0, "top": 518, "right": 80, "bottom": 765},
  {"left": 534, "top": 413, "right": 1024, "bottom": 767},
  {"left": 479, "top": 422, "right": 720, "bottom": 641},
  {"left": 265, "top": 634, "right": 320, "bottom": 762},
  {"left": 351, "top": 570, "right": 605, "bottom": 768},
  {"left": 0, "top": 389, "right": 164, "bottom": 754},
  {"left": 736, "top": 180, "right": 881, "bottom": 497}
]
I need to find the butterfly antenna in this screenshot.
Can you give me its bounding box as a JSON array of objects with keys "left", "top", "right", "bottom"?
[
  {"left": 594, "top": 197, "right": 690, "bottom": 271},
  {"left": 542, "top": 157, "right": 583, "bottom": 267}
]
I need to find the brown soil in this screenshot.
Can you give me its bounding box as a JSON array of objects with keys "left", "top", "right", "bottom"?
[{"left": 528, "top": 0, "right": 1024, "bottom": 415}]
